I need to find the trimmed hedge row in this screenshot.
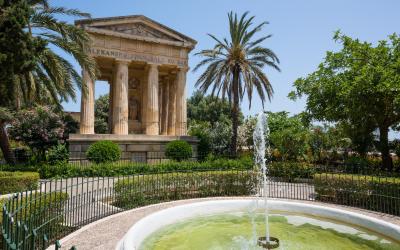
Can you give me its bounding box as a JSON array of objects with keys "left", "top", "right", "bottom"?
[
  {"left": 36, "top": 157, "right": 254, "bottom": 178},
  {"left": 114, "top": 170, "right": 258, "bottom": 209},
  {"left": 314, "top": 173, "right": 400, "bottom": 215},
  {"left": 0, "top": 171, "right": 40, "bottom": 194}
]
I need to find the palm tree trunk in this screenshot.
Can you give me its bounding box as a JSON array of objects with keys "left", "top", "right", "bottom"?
[
  {"left": 0, "top": 121, "right": 16, "bottom": 164},
  {"left": 230, "top": 67, "right": 240, "bottom": 157}
]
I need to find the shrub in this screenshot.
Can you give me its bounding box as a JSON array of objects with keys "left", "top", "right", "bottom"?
[
  {"left": 268, "top": 162, "right": 315, "bottom": 181},
  {"left": 47, "top": 144, "right": 69, "bottom": 165},
  {"left": 165, "top": 140, "right": 192, "bottom": 161},
  {"left": 343, "top": 156, "right": 382, "bottom": 173},
  {"left": 189, "top": 128, "right": 211, "bottom": 161},
  {"left": 86, "top": 140, "right": 121, "bottom": 163},
  {"left": 0, "top": 171, "right": 39, "bottom": 194},
  {"left": 314, "top": 173, "right": 400, "bottom": 215},
  {"left": 114, "top": 170, "right": 258, "bottom": 208}
]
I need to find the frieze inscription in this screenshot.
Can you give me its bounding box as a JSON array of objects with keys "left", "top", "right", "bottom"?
[{"left": 87, "top": 47, "right": 187, "bottom": 66}]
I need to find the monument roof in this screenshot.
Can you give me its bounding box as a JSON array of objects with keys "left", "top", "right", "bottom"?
[{"left": 75, "top": 15, "right": 197, "bottom": 49}]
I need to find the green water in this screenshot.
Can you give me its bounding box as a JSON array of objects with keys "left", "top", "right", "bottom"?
[{"left": 140, "top": 212, "right": 400, "bottom": 250}]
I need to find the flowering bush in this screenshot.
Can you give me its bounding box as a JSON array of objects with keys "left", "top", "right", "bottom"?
[{"left": 9, "top": 106, "right": 64, "bottom": 159}]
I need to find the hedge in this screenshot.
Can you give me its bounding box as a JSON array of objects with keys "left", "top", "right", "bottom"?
[
  {"left": 268, "top": 162, "right": 315, "bottom": 181},
  {"left": 114, "top": 170, "right": 258, "bottom": 209},
  {"left": 37, "top": 157, "right": 254, "bottom": 179},
  {"left": 0, "top": 171, "right": 40, "bottom": 194},
  {"left": 314, "top": 173, "right": 400, "bottom": 215}
]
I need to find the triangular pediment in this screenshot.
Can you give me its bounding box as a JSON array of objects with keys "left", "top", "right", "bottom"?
[
  {"left": 95, "top": 22, "right": 181, "bottom": 42},
  {"left": 76, "top": 15, "right": 196, "bottom": 48}
]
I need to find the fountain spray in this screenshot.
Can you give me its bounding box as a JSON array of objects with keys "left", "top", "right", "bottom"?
[{"left": 253, "top": 112, "right": 279, "bottom": 249}]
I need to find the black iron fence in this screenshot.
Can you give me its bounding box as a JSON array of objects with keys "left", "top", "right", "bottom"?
[{"left": 2, "top": 169, "right": 400, "bottom": 249}]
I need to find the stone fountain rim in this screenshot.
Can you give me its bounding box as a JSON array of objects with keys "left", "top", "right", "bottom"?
[{"left": 116, "top": 198, "right": 400, "bottom": 250}]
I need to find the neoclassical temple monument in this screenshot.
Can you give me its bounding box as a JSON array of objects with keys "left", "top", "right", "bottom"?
[{"left": 68, "top": 15, "right": 198, "bottom": 160}]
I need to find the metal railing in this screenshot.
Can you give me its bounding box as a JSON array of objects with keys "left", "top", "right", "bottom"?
[{"left": 2, "top": 169, "right": 400, "bottom": 249}]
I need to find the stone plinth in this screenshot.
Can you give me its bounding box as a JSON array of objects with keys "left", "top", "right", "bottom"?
[{"left": 68, "top": 134, "right": 198, "bottom": 163}]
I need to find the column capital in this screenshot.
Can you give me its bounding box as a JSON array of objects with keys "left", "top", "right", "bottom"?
[
  {"left": 177, "top": 66, "right": 190, "bottom": 72},
  {"left": 115, "top": 59, "right": 130, "bottom": 65},
  {"left": 146, "top": 62, "right": 160, "bottom": 70}
]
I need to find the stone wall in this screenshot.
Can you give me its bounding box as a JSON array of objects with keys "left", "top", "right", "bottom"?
[{"left": 68, "top": 134, "right": 198, "bottom": 163}]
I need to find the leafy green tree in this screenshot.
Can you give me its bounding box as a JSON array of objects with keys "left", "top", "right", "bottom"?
[
  {"left": 189, "top": 120, "right": 232, "bottom": 156},
  {"left": 267, "top": 112, "right": 310, "bottom": 161},
  {"left": 62, "top": 113, "right": 79, "bottom": 141},
  {"left": 188, "top": 124, "right": 211, "bottom": 161},
  {"left": 194, "top": 12, "right": 280, "bottom": 156},
  {"left": 188, "top": 91, "right": 236, "bottom": 127},
  {"left": 0, "top": 0, "right": 45, "bottom": 163},
  {"left": 337, "top": 121, "right": 375, "bottom": 157},
  {"left": 94, "top": 94, "right": 109, "bottom": 134},
  {"left": 290, "top": 32, "right": 400, "bottom": 171}
]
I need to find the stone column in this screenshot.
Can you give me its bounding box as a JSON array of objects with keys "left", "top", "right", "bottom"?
[
  {"left": 158, "top": 80, "right": 163, "bottom": 134},
  {"left": 108, "top": 80, "right": 113, "bottom": 133},
  {"left": 141, "top": 75, "right": 148, "bottom": 133},
  {"left": 80, "top": 69, "right": 95, "bottom": 134},
  {"left": 112, "top": 60, "right": 129, "bottom": 135},
  {"left": 167, "top": 75, "right": 176, "bottom": 135},
  {"left": 175, "top": 67, "right": 188, "bottom": 136},
  {"left": 145, "top": 63, "right": 160, "bottom": 135},
  {"left": 161, "top": 76, "right": 170, "bottom": 135}
]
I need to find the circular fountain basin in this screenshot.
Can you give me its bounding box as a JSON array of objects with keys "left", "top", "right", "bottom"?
[{"left": 116, "top": 199, "right": 400, "bottom": 250}]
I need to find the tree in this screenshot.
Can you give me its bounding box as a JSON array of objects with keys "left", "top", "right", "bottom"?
[
  {"left": 189, "top": 120, "right": 232, "bottom": 156},
  {"left": 188, "top": 92, "right": 243, "bottom": 155},
  {"left": 267, "top": 112, "right": 310, "bottom": 161},
  {"left": 237, "top": 116, "right": 257, "bottom": 151},
  {"left": 194, "top": 12, "right": 280, "bottom": 156},
  {"left": 94, "top": 94, "right": 109, "bottom": 134},
  {"left": 0, "top": 0, "right": 46, "bottom": 163},
  {"left": 0, "top": 0, "right": 97, "bottom": 164},
  {"left": 188, "top": 91, "right": 242, "bottom": 127},
  {"left": 9, "top": 106, "right": 65, "bottom": 160},
  {"left": 62, "top": 113, "right": 79, "bottom": 141},
  {"left": 290, "top": 32, "right": 400, "bottom": 171}
]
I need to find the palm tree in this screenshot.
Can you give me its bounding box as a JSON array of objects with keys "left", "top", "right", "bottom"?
[
  {"left": 0, "top": 0, "right": 97, "bottom": 163},
  {"left": 194, "top": 12, "right": 280, "bottom": 156},
  {"left": 20, "top": 0, "right": 97, "bottom": 105}
]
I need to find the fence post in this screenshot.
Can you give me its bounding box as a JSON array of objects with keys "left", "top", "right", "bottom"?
[
  {"left": 55, "top": 240, "right": 62, "bottom": 250},
  {"left": 43, "top": 234, "right": 48, "bottom": 250}
]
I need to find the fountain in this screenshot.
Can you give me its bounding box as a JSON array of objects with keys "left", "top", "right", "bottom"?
[
  {"left": 253, "top": 112, "right": 279, "bottom": 249},
  {"left": 116, "top": 114, "right": 400, "bottom": 250}
]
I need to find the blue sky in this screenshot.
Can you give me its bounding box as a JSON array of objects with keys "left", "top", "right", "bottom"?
[{"left": 56, "top": 0, "right": 400, "bottom": 117}]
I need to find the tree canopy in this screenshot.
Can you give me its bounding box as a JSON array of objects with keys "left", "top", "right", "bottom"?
[
  {"left": 94, "top": 94, "right": 109, "bottom": 134},
  {"left": 290, "top": 32, "right": 400, "bottom": 170}
]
